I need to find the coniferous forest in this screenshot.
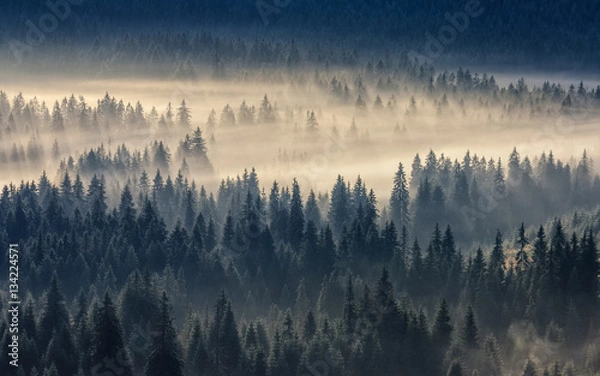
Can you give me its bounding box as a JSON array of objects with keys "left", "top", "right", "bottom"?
[{"left": 2, "top": 2, "right": 600, "bottom": 376}]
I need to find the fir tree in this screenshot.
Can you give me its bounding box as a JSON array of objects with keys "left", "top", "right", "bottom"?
[
  {"left": 462, "top": 305, "right": 478, "bottom": 349},
  {"left": 390, "top": 162, "right": 410, "bottom": 229},
  {"left": 91, "top": 293, "right": 134, "bottom": 376},
  {"left": 432, "top": 299, "right": 452, "bottom": 349},
  {"left": 343, "top": 275, "right": 357, "bottom": 335},
  {"left": 177, "top": 100, "right": 191, "bottom": 129},
  {"left": 145, "top": 292, "right": 184, "bottom": 376},
  {"left": 287, "top": 179, "right": 304, "bottom": 250}
]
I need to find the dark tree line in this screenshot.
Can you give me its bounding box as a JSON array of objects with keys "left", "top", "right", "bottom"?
[
  {"left": 2, "top": 1, "right": 600, "bottom": 67},
  {"left": 1, "top": 152, "right": 600, "bottom": 375}
]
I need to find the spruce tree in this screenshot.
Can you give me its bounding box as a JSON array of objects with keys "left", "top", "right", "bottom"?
[
  {"left": 304, "top": 190, "right": 321, "bottom": 227},
  {"left": 329, "top": 175, "right": 351, "bottom": 237},
  {"left": 390, "top": 162, "right": 410, "bottom": 229},
  {"left": 578, "top": 230, "right": 599, "bottom": 309},
  {"left": 177, "top": 100, "right": 191, "bottom": 129},
  {"left": 220, "top": 303, "right": 241, "bottom": 374},
  {"left": 43, "top": 325, "right": 77, "bottom": 376},
  {"left": 462, "top": 305, "right": 478, "bottom": 349},
  {"left": 287, "top": 178, "right": 304, "bottom": 251},
  {"left": 432, "top": 299, "right": 452, "bottom": 349},
  {"left": 516, "top": 222, "right": 529, "bottom": 271},
  {"left": 91, "top": 293, "right": 133, "bottom": 376},
  {"left": 38, "top": 275, "right": 71, "bottom": 351},
  {"left": 302, "top": 311, "right": 317, "bottom": 341},
  {"left": 343, "top": 275, "right": 357, "bottom": 335},
  {"left": 145, "top": 292, "right": 184, "bottom": 376}
]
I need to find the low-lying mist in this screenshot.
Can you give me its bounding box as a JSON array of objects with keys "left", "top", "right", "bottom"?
[{"left": 1, "top": 69, "right": 599, "bottom": 201}]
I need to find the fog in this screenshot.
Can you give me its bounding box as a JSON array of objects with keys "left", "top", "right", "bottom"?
[
  {"left": 1, "top": 70, "right": 599, "bottom": 204},
  {"left": 2, "top": 49, "right": 600, "bottom": 376}
]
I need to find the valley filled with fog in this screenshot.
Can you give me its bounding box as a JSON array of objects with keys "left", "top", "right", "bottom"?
[
  {"left": 1, "top": 4, "right": 600, "bottom": 376},
  {"left": 2, "top": 70, "right": 599, "bottom": 199}
]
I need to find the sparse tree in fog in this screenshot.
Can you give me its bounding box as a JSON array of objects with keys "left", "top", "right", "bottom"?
[
  {"left": 220, "top": 105, "right": 236, "bottom": 127},
  {"left": 305, "top": 111, "right": 318, "bottom": 133},
  {"left": 153, "top": 141, "right": 171, "bottom": 172},
  {"left": 51, "top": 101, "right": 64, "bottom": 132},
  {"left": 177, "top": 99, "right": 191, "bottom": 129}
]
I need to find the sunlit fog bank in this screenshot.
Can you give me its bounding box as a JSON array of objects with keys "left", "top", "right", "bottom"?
[
  {"left": 3, "top": 4, "right": 600, "bottom": 376},
  {"left": 1, "top": 70, "right": 599, "bottom": 202}
]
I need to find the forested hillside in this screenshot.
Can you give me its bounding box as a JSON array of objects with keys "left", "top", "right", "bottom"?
[
  {"left": 1, "top": 0, "right": 599, "bottom": 66},
  {"left": 2, "top": 2, "right": 600, "bottom": 374},
  {"left": 1, "top": 144, "right": 600, "bottom": 375}
]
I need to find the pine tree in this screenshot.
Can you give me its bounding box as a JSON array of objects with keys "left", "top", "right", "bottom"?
[
  {"left": 390, "top": 162, "right": 410, "bottom": 229},
  {"left": 483, "top": 334, "right": 503, "bottom": 376},
  {"left": 462, "top": 305, "right": 478, "bottom": 349},
  {"left": 258, "top": 95, "right": 274, "bottom": 124},
  {"left": 187, "top": 320, "right": 208, "bottom": 376},
  {"left": 302, "top": 311, "right": 317, "bottom": 341},
  {"left": 38, "top": 275, "right": 71, "bottom": 350},
  {"left": 318, "top": 225, "right": 337, "bottom": 277},
  {"left": 287, "top": 179, "right": 304, "bottom": 250},
  {"left": 222, "top": 214, "right": 235, "bottom": 248},
  {"left": 301, "top": 220, "right": 320, "bottom": 276},
  {"left": 295, "top": 280, "right": 310, "bottom": 321},
  {"left": 343, "top": 275, "right": 357, "bottom": 335},
  {"left": 306, "top": 111, "right": 319, "bottom": 133},
  {"left": 414, "top": 177, "right": 432, "bottom": 235},
  {"left": 177, "top": 100, "right": 191, "bottom": 129},
  {"left": 493, "top": 158, "right": 506, "bottom": 199},
  {"left": 189, "top": 127, "right": 208, "bottom": 157},
  {"left": 578, "top": 230, "right": 599, "bottom": 309},
  {"left": 146, "top": 292, "right": 184, "bottom": 376},
  {"left": 220, "top": 104, "right": 236, "bottom": 127},
  {"left": 516, "top": 222, "right": 529, "bottom": 271},
  {"left": 43, "top": 325, "right": 77, "bottom": 376},
  {"left": 209, "top": 291, "right": 241, "bottom": 375},
  {"left": 329, "top": 175, "right": 350, "bottom": 237},
  {"left": 51, "top": 101, "right": 64, "bottom": 132},
  {"left": 432, "top": 299, "right": 452, "bottom": 349},
  {"left": 153, "top": 142, "right": 171, "bottom": 172},
  {"left": 251, "top": 350, "right": 268, "bottom": 376},
  {"left": 206, "top": 217, "right": 218, "bottom": 251},
  {"left": 304, "top": 190, "right": 321, "bottom": 227},
  {"left": 91, "top": 293, "right": 134, "bottom": 376},
  {"left": 454, "top": 169, "right": 470, "bottom": 206},
  {"left": 220, "top": 303, "right": 241, "bottom": 374},
  {"left": 533, "top": 226, "right": 548, "bottom": 281}
]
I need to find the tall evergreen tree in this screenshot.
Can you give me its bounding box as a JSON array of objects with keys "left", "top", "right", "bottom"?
[
  {"left": 516, "top": 222, "right": 529, "bottom": 271},
  {"left": 177, "top": 100, "right": 191, "bottom": 129},
  {"left": 287, "top": 179, "right": 304, "bottom": 250},
  {"left": 343, "top": 275, "right": 357, "bottom": 335},
  {"left": 390, "top": 162, "right": 410, "bottom": 229},
  {"left": 38, "top": 275, "right": 71, "bottom": 351},
  {"left": 91, "top": 294, "right": 134, "bottom": 376},
  {"left": 432, "top": 299, "right": 452, "bottom": 349},
  {"left": 146, "top": 292, "right": 184, "bottom": 376},
  {"left": 329, "top": 175, "right": 350, "bottom": 237},
  {"left": 462, "top": 305, "right": 479, "bottom": 349}
]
